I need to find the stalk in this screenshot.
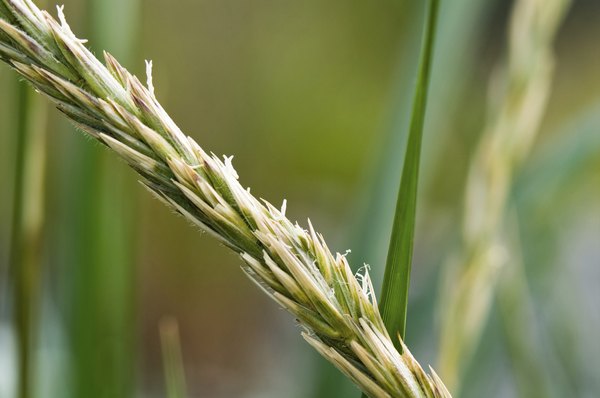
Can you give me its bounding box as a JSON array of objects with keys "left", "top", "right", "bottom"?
[
  {"left": 9, "top": 51, "right": 47, "bottom": 398},
  {"left": 160, "top": 317, "right": 188, "bottom": 398},
  {"left": 437, "top": 0, "right": 571, "bottom": 392},
  {"left": 379, "top": 0, "right": 439, "bottom": 348},
  {"left": 0, "top": 1, "right": 451, "bottom": 396}
]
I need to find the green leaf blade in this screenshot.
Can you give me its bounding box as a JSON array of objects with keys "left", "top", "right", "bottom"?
[{"left": 378, "top": 0, "right": 440, "bottom": 349}]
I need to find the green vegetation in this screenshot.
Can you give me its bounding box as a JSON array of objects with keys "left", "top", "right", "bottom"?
[{"left": 0, "top": 0, "right": 597, "bottom": 397}]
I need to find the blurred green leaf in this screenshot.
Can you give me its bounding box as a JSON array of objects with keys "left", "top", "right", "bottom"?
[
  {"left": 66, "top": 1, "right": 140, "bottom": 397},
  {"left": 9, "top": 78, "right": 47, "bottom": 398},
  {"left": 512, "top": 102, "right": 600, "bottom": 396}
]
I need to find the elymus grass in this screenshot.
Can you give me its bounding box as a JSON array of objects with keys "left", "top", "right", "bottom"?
[{"left": 0, "top": 1, "right": 450, "bottom": 396}]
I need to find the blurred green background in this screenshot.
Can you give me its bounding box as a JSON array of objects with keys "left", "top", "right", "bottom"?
[{"left": 0, "top": 0, "right": 598, "bottom": 397}]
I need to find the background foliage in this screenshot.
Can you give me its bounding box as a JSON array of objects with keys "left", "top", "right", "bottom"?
[{"left": 0, "top": 0, "right": 598, "bottom": 397}]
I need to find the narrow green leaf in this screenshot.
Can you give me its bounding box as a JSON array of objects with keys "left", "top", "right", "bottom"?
[{"left": 378, "top": 0, "right": 440, "bottom": 348}]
